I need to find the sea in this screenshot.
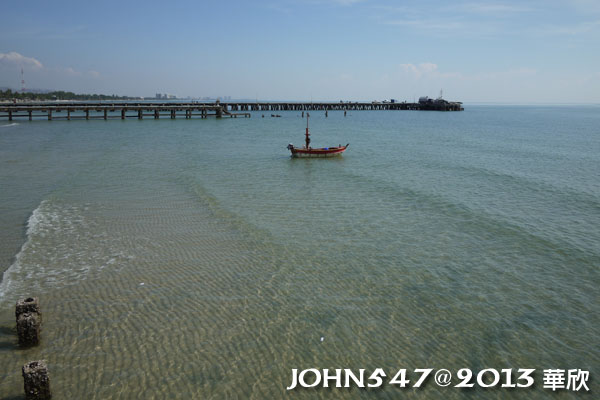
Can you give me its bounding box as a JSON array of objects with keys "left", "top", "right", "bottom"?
[{"left": 0, "top": 105, "right": 598, "bottom": 399}]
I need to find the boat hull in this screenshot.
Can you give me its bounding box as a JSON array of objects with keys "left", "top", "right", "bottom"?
[{"left": 289, "top": 146, "right": 348, "bottom": 158}]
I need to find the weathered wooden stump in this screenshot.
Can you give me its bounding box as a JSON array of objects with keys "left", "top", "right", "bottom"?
[
  {"left": 23, "top": 360, "right": 51, "bottom": 400},
  {"left": 17, "top": 312, "right": 41, "bottom": 346},
  {"left": 16, "top": 297, "right": 40, "bottom": 321}
]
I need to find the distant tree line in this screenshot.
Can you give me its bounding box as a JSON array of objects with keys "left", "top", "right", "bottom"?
[{"left": 0, "top": 89, "right": 141, "bottom": 101}]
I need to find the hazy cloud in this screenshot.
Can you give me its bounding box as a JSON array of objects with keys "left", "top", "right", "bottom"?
[
  {"left": 473, "top": 67, "right": 537, "bottom": 80},
  {"left": 452, "top": 2, "right": 531, "bottom": 14},
  {"left": 0, "top": 52, "right": 43, "bottom": 69},
  {"left": 332, "top": 0, "right": 366, "bottom": 5},
  {"left": 64, "top": 67, "right": 81, "bottom": 76},
  {"left": 399, "top": 63, "right": 536, "bottom": 82},
  {"left": 60, "top": 67, "right": 101, "bottom": 79},
  {"left": 538, "top": 19, "right": 600, "bottom": 35},
  {"left": 400, "top": 62, "right": 440, "bottom": 78},
  {"left": 385, "top": 18, "right": 464, "bottom": 31}
]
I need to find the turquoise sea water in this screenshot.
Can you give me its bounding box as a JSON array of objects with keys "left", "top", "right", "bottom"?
[{"left": 0, "top": 106, "right": 598, "bottom": 398}]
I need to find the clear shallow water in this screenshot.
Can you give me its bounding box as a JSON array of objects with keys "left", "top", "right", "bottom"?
[{"left": 0, "top": 106, "right": 598, "bottom": 398}]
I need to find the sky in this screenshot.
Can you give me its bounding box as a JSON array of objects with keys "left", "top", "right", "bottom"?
[{"left": 0, "top": 0, "right": 599, "bottom": 103}]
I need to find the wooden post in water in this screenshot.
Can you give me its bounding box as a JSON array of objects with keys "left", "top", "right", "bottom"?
[
  {"left": 17, "top": 313, "right": 40, "bottom": 346},
  {"left": 154, "top": 109, "right": 159, "bottom": 119},
  {"left": 29, "top": 110, "right": 32, "bottom": 121},
  {"left": 104, "top": 109, "right": 107, "bottom": 120},
  {"left": 48, "top": 110, "right": 52, "bottom": 121},
  {"left": 22, "top": 360, "right": 51, "bottom": 400},
  {"left": 121, "top": 109, "right": 126, "bottom": 120},
  {"left": 67, "top": 109, "right": 71, "bottom": 120},
  {"left": 85, "top": 109, "right": 89, "bottom": 120},
  {"left": 16, "top": 297, "right": 40, "bottom": 318},
  {"left": 16, "top": 297, "right": 41, "bottom": 347},
  {"left": 8, "top": 110, "right": 12, "bottom": 121}
]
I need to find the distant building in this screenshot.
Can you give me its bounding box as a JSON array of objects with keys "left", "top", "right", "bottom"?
[{"left": 418, "top": 95, "right": 463, "bottom": 111}]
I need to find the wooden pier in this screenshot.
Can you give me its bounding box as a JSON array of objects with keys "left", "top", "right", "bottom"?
[
  {"left": 0, "top": 100, "right": 462, "bottom": 121},
  {"left": 222, "top": 100, "right": 463, "bottom": 112},
  {"left": 0, "top": 102, "right": 250, "bottom": 121}
]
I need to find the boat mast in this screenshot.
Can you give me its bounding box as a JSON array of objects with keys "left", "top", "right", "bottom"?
[{"left": 305, "top": 114, "right": 311, "bottom": 149}]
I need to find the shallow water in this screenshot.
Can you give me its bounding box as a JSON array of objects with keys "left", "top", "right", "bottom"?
[{"left": 0, "top": 106, "right": 598, "bottom": 398}]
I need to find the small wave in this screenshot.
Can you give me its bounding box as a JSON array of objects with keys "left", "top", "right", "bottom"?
[
  {"left": 0, "top": 201, "right": 45, "bottom": 300},
  {"left": 0, "top": 199, "right": 131, "bottom": 306},
  {"left": 0, "top": 122, "right": 19, "bottom": 128}
]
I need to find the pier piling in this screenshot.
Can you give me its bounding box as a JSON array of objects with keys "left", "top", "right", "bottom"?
[
  {"left": 16, "top": 297, "right": 40, "bottom": 319},
  {"left": 16, "top": 297, "right": 42, "bottom": 346},
  {"left": 17, "top": 312, "right": 41, "bottom": 346},
  {"left": 22, "top": 361, "right": 51, "bottom": 400}
]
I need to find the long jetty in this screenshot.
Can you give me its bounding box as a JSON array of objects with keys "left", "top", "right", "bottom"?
[
  {"left": 222, "top": 100, "right": 463, "bottom": 112},
  {"left": 0, "top": 100, "right": 462, "bottom": 121},
  {"left": 0, "top": 102, "right": 249, "bottom": 121}
]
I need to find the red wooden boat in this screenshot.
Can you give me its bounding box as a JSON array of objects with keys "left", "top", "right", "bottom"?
[{"left": 287, "top": 115, "right": 348, "bottom": 158}]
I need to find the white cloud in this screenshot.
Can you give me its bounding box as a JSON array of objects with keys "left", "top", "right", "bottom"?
[
  {"left": 0, "top": 52, "right": 43, "bottom": 69},
  {"left": 400, "top": 62, "right": 441, "bottom": 78},
  {"left": 64, "top": 67, "right": 81, "bottom": 76}
]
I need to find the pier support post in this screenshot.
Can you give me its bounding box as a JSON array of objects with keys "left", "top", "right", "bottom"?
[
  {"left": 104, "top": 109, "right": 107, "bottom": 120},
  {"left": 16, "top": 297, "right": 40, "bottom": 319},
  {"left": 17, "top": 312, "right": 41, "bottom": 346},
  {"left": 9, "top": 110, "right": 12, "bottom": 121},
  {"left": 85, "top": 109, "right": 89, "bottom": 120},
  {"left": 67, "top": 109, "right": 71, "bottom": 120},
  {"left": 48, "top": 110, "right": 52, "bottom": 121},
  {"left": 138, "top": 109, "right": 142, "bottom": 119},
  {"left": 16, "top": 298, "right": 41, "bottom": 346},
  {"left": 216, "top": 107, "right": 222, "bottom": 118},
  {"left": 22, "top": 360, "right": 51, "bottom": 400},
  {"left": 29, "top": 110, "right": 33, "bottom": 121},
  {"left": 121, "top": 109, "right": 126, "bottom": 120}
]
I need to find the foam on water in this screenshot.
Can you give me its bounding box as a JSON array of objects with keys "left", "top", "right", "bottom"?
[
  {"left": 0, "top": 199, "right": 131, "bottom": 306},
  {"left": 0, "top": 122, "right": 19, "bottom": 128}
]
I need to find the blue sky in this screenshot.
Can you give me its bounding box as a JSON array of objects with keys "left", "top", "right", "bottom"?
[{"left": 1, "top": 0, "right": 599, "bottom": 103}]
